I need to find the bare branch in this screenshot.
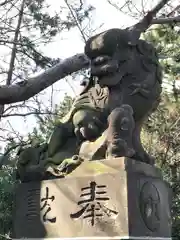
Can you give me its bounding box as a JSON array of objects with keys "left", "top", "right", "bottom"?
[
  {"left": 130, "top": 0, "right": 171, "bottom": 39},
  {"left": 0, "top": 0, "right": 25, "bottom": 117},
  {"left": 152, "top": 15, "right": 180, "bottom": 24},
  {"left": 2, "top": 111, "right": 58, "bottom": 117},
  {"left": 6, "top": 0, "right": 25, "bottom": 85},
  {"left": 149, "top": 0, "right": 171, "bottom": 17},
  {"left": 64, "top": 0, "right": 87, "bottom": 42},
  {"left": 107, "top": 0, "right": 130, "bottom": 12},
  {"left": 166, "top": 4, "right": 180, "bottom": 17},
  {"left": 0, "top": 53, "right": 89, "bottom": 104},
  {"left": 0, "top": 0, "right": 12, "bottom": 7}
]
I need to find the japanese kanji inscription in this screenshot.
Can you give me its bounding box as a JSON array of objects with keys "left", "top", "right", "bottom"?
[
  {"left": 40, "top": 187, "right": 56, "bottom": 223},
  {"left": 70, "top": 181, "right": 118, "bottom": 225}
]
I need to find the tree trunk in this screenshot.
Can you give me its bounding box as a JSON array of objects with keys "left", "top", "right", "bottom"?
[{"left": 0, "top": 0, "right": 25, "bottom": 117}]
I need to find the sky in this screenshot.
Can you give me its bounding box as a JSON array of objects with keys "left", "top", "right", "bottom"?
[
  {"left": 41, "top": 0, "right": 135, "bottom": 57},
  {"left": 0, "top": 0, "right": 178, "bottom": 152}
]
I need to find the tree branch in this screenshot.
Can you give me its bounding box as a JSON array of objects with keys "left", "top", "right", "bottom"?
[
  {"left": 2, "top": 111, "right": 58, "bottom": 117},
  {"left": 152, "top": 15, "right": 180, "bottom": 24},
  {"left": 7, "top": 0, "right": 25, "bottom": 85},
  {"left": 0, "top": 54, "right": 89, "bottom": 104},
  {"left": 0, "top": 0, "right": 12, "bottom": 7},
  {"left": 64, "top": 0, "right": 87, "bottom": 42},
  {"left": 166, "top": 4, "right": 180, "bottom": 17},
  {"left": 129, "top": 0, "right": 171, "bottom": 41},
  {"left": 0, "top": 0, "right": 25, "bottom": 117}
]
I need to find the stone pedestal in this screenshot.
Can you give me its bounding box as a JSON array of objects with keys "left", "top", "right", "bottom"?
[{"left": 13, "top": 157, "right": 172, "bottom": 239}]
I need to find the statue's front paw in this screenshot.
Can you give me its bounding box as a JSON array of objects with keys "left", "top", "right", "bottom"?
[
  {"left": 106, "top": 139, "right": 135, "bottom": 158},
  {"left": 56, "top": 155, "right": 83, "bottom": 174}
]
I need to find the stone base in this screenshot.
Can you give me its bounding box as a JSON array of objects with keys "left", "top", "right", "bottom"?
[{"left": 12, "top": 157, "right": 172, "bottom": 239}]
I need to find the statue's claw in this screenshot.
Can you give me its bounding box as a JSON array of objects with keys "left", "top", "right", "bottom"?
[
  {"left": 56, "top": 155, "right": 84, "bottom": 175},
  {"left": 106, "top": 139, "right": 135, "bottom": 159},
  {"left": 128, "top": 83, "right": 150, "bottom": 98},
  {"left": 106, "top": 106, "right": 135, "bottom": 159}
]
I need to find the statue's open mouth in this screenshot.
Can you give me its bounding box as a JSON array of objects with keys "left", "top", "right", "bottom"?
[
  {"left": 90, "top": 58, "right": 120, "bottom": 87},
  {"left": 91, "top": 61, "right": 119, "bottom": 78}
]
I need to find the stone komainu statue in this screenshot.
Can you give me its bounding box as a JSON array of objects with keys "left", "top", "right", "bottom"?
[{"left": 17, "top": 28, "right": 162, "bottom": 181}]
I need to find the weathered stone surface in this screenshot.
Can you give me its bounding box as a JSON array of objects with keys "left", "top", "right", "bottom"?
[
  {"left": 16, "top": 27, "right": 163, "bottom": 181},
  {"left": 13, "top": 158, "right": 171, "bottom": 239}
]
